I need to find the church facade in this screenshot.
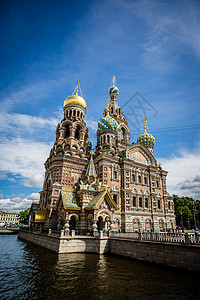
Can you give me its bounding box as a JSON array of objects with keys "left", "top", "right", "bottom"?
[{"left": 38, "top": 78, "right": 175, "bottom": 234}]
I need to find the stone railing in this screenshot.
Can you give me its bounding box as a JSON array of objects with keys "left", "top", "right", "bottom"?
[{"left": 111, "top": 231, "right": 200, "bottom": 245}]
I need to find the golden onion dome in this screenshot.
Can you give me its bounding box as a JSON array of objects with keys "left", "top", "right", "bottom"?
[
  {"left": 64, "top": 95, "right": 87, "bottom": 109},
  {"left": 64, "top": 79, "right": 87, "bottom": 110}
]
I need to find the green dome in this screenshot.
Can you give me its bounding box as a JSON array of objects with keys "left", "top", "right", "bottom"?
[{"left": 137, "top": 132, "right": 155, "bottom": 147}]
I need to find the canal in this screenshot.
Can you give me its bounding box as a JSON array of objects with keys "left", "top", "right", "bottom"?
[{"left": 0, "top": 235, "right": 199, "bottom": 299}]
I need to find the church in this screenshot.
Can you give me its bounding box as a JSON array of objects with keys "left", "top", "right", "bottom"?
[{"left": 36, "top": 77, "right": 175, "bottom": 234}]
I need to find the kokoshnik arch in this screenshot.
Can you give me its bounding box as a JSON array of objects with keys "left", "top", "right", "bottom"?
[{"left": 36, "top": 77, "right": 175, "bottom": 233}]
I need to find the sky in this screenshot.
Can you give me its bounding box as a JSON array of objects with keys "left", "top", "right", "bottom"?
[{"left": 0, "top": 0, "right": 200, "bottom": 211}]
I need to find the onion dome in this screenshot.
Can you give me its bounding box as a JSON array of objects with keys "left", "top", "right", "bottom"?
[
  {"left": 108, "top": 75, "right": 119, "bottom": 96},
  {"left": 98, "top": 115, "right": 118, "bottom": 131},
  {"left": 137, "top": 118, "right": 155, "bottom": 147},
  {"left": 108, "top": 86, "right": 119, "bottom": 95},
  {"left": 64, "top": 79, "right": 87, "bottom": 110},
  {"left": 98, "top": 99, "right": 118, "bottom": 131}
]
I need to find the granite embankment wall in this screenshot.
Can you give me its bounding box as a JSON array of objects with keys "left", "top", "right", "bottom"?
[
  {"left": 18, "top": 230, "right": 200, "bottom": 271},
  {"left": 18, "top": 230, "right": 109, "bottom": 254},
  {"left": 109, "top": 238, "right": 200, "bottom": 272}
]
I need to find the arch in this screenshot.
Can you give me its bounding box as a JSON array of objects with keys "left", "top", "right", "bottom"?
[
  {"left": 133, "top": 218, "right": 140, "bottom": 230},
  {"left": 69, "top": 215, "right": 77, "bottom": 230},
  {"left": 65, "top": 152, "right": 72, "bottom": 156},
  {"left": 145, "top": 219, "right": 151, "bottom": 231},
  {"left": 97, "top": 216, "right": 104, "bottom": 231}
]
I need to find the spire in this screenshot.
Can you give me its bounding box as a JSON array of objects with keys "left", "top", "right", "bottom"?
[
  {"left": 75, "top": 79, "right": 80, "bottom": 95},
  {"left": 112, "top": 75, "right": 116, "bottom": 86},
  {"left": 86, "top": 150, "right": 97, "bottom": 182}
]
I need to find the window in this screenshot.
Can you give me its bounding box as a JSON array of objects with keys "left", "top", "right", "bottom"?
[
  {"left": 113, "top": 195, "right": 117, "bottom": 204},
  {"left": 120, "top": 128, "right": 125, "bottom": 141},
  {"left": 145, "top": 198, "right": 148, "bottom": 208},
  {"left": 133, "top": 196, "right": 136, "bottom": 207},
  {"left": 144, "top": 177, "right": 147, "bottom": 184},
  {"left": 158, "top": 200, "right": 161, "bottom": 209},
  {"left": 132, "top": 174, "right": 135, "bottom": 182},
  {"left": 168, "top": 202, "right": 170, "bottom": 210},
  {"left": 65, "top": 125, "right": 70, "bottom": 138},
  {"left": 113, "top": 171, "right": 117, "bottom": 180},
  {"left": 138, "top": 175, "right": 141, "bottom": 183},
  {"left": 156, "top": 180, "right": 159, "bottom": 187},
  {"left": 107, "top": 135, "right": 110, "bottom": 143},
  {"left": 139, "top": 197, "right": 142, "bottom": 207}
]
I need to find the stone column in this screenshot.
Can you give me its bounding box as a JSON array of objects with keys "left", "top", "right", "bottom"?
[
  {"left": 64, "top": 220, "right": 70, "bottom": 236},
  {"left": 69, "top": 126, "right": 76, "bottom": 138},
  {"left": 92, "top": 220, "right": 98, "bottom": 236}
]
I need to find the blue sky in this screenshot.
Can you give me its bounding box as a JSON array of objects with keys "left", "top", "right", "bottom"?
[{"left": 0, "top": 0, "right": 200, "bottom": 211}]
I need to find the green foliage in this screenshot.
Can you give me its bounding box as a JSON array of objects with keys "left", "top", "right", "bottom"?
[
  {"left": 18, "top": 208, "right": 30, "bottom": 224},
  {"left": 173, "top": 195, "right": 199, "bottom": 229}
]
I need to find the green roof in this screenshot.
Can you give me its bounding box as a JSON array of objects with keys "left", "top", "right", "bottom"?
[{"left": 61, "top": 190, "right": 81, "bottom": 210}]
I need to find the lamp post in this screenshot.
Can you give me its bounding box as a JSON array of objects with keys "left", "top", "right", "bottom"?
[
  {"left": 190, "top": 199, "right": 197, "bottom": 231},
  {"left": 180, "top": 211, "right": 184, "bottom": 233}
]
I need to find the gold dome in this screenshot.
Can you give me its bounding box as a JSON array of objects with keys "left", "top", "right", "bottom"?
[{"left": 64, "top": 95, "right": 87, "bottom": 109}]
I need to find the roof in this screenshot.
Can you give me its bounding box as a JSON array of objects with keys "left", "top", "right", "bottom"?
[
  {"left": 32, "top": 211, "right": 46, "bottom": 223},
  {"left": 85, "top": 188, "right": 118, "bottom": 210},
  {"left": 60, "top": 188, "right": 81, "bottom": 210}
]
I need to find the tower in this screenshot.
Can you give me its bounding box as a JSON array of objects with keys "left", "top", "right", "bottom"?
[{"left": 39, "top": 80, "right": 90, "bottom": 217}]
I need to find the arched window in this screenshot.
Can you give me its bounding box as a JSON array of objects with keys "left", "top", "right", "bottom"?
[
  {"left": 69, "top": 110, "right": 72, "bottom": 117},
  {"left": 77, "top": 111, "right": 80, "bottom": 117},
  {"left": 107, "top": 135, "right": 110, "bottom": 143},
  {"left": 65, "top": 125, "right": 70, "bottom": 138},
  {"left": 73, "top": 110, "right": 76, "bottom": 117},
  {"left": 75, "top": 126, "right": 81, "bottom": 140},
  {"left": 120, "top": 128, "right": 125, "bottom": 141},
  {"left": 103, "top": 135, "right": 106, "bottom": 144}
]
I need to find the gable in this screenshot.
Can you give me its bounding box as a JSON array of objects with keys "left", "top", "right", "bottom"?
[
  {"left": 85, "top": 188, "right": 118, "bottom": 210},
  {"left": 125, "top": 144, "right": 156, "bottom": 166}
]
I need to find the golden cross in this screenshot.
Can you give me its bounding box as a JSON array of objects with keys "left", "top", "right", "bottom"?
[
  {"left": 75, "top": 79, "right": 80, "bottom": 95},
  {"left": 112, "top": 75, "right": 115, "bottom": 86},
  {"left": 142, "top": 117, "right": 147, "bottom": 131}
]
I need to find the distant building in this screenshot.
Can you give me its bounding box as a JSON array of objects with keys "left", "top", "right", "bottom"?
[
  {"left": 37, "top": 78, "right": 175, "bottom": 233},
  {"left": 0, "top": 211, "right": 19, "bottom": 225}
]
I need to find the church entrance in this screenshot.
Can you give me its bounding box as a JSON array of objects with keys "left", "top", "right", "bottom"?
[
  {"left": 97, "top": 216, "right": 104, "bottom": 231},
  {"left": 69, "top": 216, "right": 77, "bottom": 231}
]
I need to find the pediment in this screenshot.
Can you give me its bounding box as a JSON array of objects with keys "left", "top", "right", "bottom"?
[
  {"left": 85, "top": 188, "right": 118, "bottom": 210},
  {"left": 126, "top": 144, "right": 156, "bottom": 166}
]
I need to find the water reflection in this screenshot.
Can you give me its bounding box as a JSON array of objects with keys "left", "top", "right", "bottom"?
[{"left": 0, "top": 236, "right": 199, "bottom": 300}]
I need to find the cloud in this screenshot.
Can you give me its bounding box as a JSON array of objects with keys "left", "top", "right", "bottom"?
[
  {"left": 26, "top": 193, "right": 40, "bottom": 201},
  {"left": 0, "top": 196, "right": 34, "bottom": 212},
  {"left": 0, "top": 192, "right": 40, "bottom": 212},
  {"left": 0, "top": 138, "right": 50, "bottom": 188},
  {"left": 160, "top": 147, "right": 200, "bottom": 199},
  {"left": 0, "top": 111, "right": 59, "bottom": 138}
]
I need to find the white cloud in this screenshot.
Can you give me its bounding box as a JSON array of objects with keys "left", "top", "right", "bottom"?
[
  {"left": 160, "top": 147, "right": 200, "bottom": 199},
  {"left": 0, "top": 138, "right": 50, "bottom": 188},
  {"left": 0, "top": 111, "right": 59, "bottom": 137},
  {"left": 0, "top": 196, "right": 33, "bottom": 212}
]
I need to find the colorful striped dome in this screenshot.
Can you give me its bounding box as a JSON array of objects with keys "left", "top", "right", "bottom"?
[
  {"left": 108, "top": 86, "right": 119, "bottom": 95},
  {"left": 98, "top": 115, "right": 118, "bottom": 131},
  {"left": 137, "top": 132, "right": 155, "bottom": 147}
]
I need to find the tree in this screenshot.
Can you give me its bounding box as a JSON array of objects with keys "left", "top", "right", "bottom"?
[
  {"left": 18, "top": 208, "right": 30, "bottom": 224},
  {"left": 173, "top": 195, "right": 200, "bottom": 229}
]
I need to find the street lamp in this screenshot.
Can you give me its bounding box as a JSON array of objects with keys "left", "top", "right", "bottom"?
[
  {"left": 180, "top": 211, "right": 184, "bottom": 233},
  {"left": 190, "top": 199, "right": 198, "bottom": 231}
]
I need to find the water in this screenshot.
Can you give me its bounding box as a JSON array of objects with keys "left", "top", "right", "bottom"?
[{"left": 0, "top": 235, "right": 199, "bottom": 300}]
